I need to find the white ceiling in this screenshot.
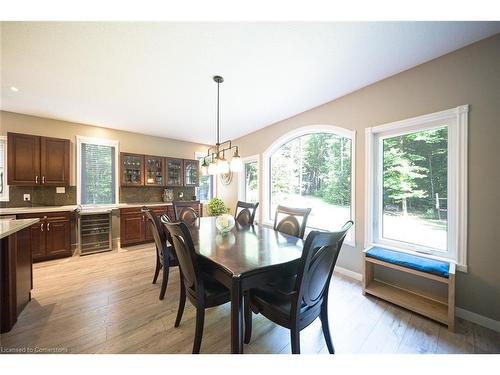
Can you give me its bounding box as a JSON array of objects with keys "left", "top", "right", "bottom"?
[{"left": 1, "top": 22, "right": 499, "bottom": 144}]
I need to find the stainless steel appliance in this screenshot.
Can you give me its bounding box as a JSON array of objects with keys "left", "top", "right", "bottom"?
[{"left": 78, "top": 207, "right": 112, "bottom": 255}]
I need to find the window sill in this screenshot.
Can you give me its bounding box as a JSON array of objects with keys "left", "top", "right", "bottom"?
[{"left": 367, "top": 242, "right": 467, "bottom": 273}]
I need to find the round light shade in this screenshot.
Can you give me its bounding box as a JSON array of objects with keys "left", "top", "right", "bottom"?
[
  {"left": 208, "top": 161, "right": 217, "bottom": 175},
  {"left": 230, "top": 156, "right": 243, "bottom": 172},
  {"left": 217, "top": 158, "right": 230, "bottom": 174}
]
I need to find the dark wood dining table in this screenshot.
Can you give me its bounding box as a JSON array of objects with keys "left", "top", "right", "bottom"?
[{"left": 188, "top": 216, "right": 304, "bottom": 354}]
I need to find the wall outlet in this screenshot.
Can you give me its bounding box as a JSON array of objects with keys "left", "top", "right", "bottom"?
[
  {"left": 23, "top": 194, "right": 31, "bottom": 201},
  {"left": 56, "top": 187, "right": 66, "bottom": 194}
]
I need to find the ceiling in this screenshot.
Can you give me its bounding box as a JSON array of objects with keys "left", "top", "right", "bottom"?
[{"left": 1, "top": 22, "right": 499, "bottom": 144}]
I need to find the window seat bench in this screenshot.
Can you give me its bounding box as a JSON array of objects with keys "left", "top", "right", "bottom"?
[{"left": 362, "top": 246, "right": 455, "bottom": 331}]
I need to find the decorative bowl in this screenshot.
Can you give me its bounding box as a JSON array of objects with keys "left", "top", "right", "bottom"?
[{"left": 215, "top": 214, "right": 235, "bottom": 234}]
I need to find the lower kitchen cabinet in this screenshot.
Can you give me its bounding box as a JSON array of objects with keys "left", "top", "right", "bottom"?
[
  {"left": 17, "top": 211, "right": 72, "bottom": 262},
  {"left": 120, "top": 204, "right": 200, "bottom": 247}
]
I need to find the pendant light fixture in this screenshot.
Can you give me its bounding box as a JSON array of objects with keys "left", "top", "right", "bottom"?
[{"left": 200, "top": 75, "right": 242, "bottom": 176}]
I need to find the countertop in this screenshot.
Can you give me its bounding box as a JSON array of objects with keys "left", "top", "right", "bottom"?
[
  {"left": 0, "top": 202, "right": 204, "bottom": 215},
  {"left": 0, "top": 218, "right": 40, "bottom": 240}
]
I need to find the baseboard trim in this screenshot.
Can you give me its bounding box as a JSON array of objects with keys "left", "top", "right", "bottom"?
[
  {"left": 334, "top": 266, "right": 362, "bottom": 281},
  {"left": 456, "top": 307, "right": 500, "bottom": 333}
]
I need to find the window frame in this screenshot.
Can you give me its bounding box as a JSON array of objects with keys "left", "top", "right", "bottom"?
[
  {"left": 0, "top": 136, "right": 9, "bottom": 202},
  {"left": 238, "top": 154, "right": 259, "bottom": 203},
  {"left": 365, "top": 105, "right": 468, "bottom": 270},
  {"left": 195, "top": 151, "right": 215, "bottom": 203},
  {"left": 76, "top": 135, "right": 120, "bottom": 207},
  {"left": 262, "top": 125, "right": 356, "bottom": 247}
]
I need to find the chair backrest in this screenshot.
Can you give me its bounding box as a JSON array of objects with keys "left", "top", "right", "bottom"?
[
  {"left": 142, "top": 207, "right": 169, "bottom": 263},
  {"left": 235, "top": 201, "right": 259, "bottom": 225},
  {"left": 173, "top": 201, "right": 199, "bottom": 225},
  {"left": 163, "top": 221, "right": 204, "bottom": 299},
  {"left": 293, "top": 220, "right": 353, "bottom": 315},
  {"left": 273, "top": 205, "right": 312, "bottom": 239}
]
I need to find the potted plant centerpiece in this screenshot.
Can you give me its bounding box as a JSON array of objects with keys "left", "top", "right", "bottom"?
[{"left": 208, "top": 198, "right": 235, "bottom": 234}]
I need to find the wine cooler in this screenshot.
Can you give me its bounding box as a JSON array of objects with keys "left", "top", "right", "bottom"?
[{"left": 78, "top": 209, "right": 112, "bottom": 255}]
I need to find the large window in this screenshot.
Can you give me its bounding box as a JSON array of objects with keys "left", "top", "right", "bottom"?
[
  {"left": 264, "top": 126, "right": 355, "bottom": 244},
  {"left": 366, "top": 105, "right": 468, "bottom": 267},
  {"left": 0, "top": 136, "right": 8, "bottom": 201},
  {"left": 195, "top": 152, "right": 214, "bottom": 203},
  {"left": 77, "top": 136, "right": 119, "bottom": 206},
  {"left": 239, "top": 156, "right": 259, "bottom": 204}
]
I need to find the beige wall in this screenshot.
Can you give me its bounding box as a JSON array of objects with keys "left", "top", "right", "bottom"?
[
  {"left": 0, "top": 111, "right": 209, "bottom": 185},
  {"left": 219, "top": 34, "right": 500, "bottom": 321}
]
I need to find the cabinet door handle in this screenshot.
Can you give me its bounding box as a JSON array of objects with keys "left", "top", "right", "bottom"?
[
  {"left": 41, "top": 223, "right": 44, "bottom": 232},
  {"left": 35, "top": 175, "right": 39, "bottom": 184},
  {"left": 42, "top": 176, "right": 46, "bottom": 184},
  {"left": 47, "top": 222, "right": 50, "bottom": 231}
]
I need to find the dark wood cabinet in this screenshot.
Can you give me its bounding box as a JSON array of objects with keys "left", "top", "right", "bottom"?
[
  {"left": 120, "top": 210, "right": 145, "bottom": 246},
  {"left": 7, "top": 132, "right": 70, "bottom": 186},
  {"left": 166, "top": 158, "right": 184, "bottom": 187},
  {"left": 7, "top": 133, "right": 41, "bottom": 185},
  {"left": 40, "top": 137, "right": 70, "bottom": 186},
  {"left": 120, "top": 205, "right": 172, "bottom": 247},
  {"left": 120, "top": 153, "right": 144, "bottom": 186},
  {"left": 184, "top": 159, "right": 200, "bottom": 187},
  {"left": 1, "top": 226, "right": 33, "bottom": 333},
  {"left": 17, "top": 212, "right": 72, "bottom": 262},
  {"left": 144, "top": 155, "right": 165, "bottom": 186}
]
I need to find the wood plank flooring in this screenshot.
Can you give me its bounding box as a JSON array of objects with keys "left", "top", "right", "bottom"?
[{"left": 1, "top": 244, "right": 499, "bottom": 354}]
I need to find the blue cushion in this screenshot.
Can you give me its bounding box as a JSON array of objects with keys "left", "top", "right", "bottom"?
[{"left": 366, "top": 247, "right": 450, "bottom": 278}]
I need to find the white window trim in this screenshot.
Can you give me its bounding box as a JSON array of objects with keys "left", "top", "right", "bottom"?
[
  {"left": 364, "top": 105, "right": 468, "bottom": 271},
  {"left": 76, "top": 135, "right": 120, "bottom": 207},
  {"left": 262, "top": 124, "right": 356, "bottom": 247},
  {"left": 238, "top": 154, "right": 259, "bottom": 202},
  {"left": 0, "top": 136, "right": 9, "bottom": 202},
  {"left": 195, "top": 151, "right": 217, "bottom": 202}
]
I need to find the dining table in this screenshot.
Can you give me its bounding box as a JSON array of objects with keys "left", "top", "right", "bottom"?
[{"left": 188, "top": 216, "right": 304, "bottom": 354}]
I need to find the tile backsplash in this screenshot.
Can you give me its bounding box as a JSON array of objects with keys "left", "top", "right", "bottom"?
[{"left": 0, "top": 185, "right": 198, "bottom": 208}]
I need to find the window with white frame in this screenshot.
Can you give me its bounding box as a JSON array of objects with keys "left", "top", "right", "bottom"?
[
  {"left": 365, "top": 105, "right": 468, "bottom": 268},
  {"left": 195, "top": 152, "right": 214, "bottom": 203},
  {"left": 238, "top": 156, "right": 259, "bottom": 204},
  {"left": 0, "top": 136, "right": 8, "bottom": 201},
  {"left": 77, "top": 136, "right": 119, "bottom": 206},
  {"left": 263, "top": 125, "right": 355, "bottom": 245}
]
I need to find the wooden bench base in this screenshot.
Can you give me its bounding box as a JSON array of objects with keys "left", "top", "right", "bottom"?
[{"left": 363, "top": 249, "right": 455, "bottom": 331}]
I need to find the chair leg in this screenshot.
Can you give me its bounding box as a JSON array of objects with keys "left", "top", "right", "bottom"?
[
  {"left": 159, "top": 264, "right": 170, "bottom": 300},
  {"left": 244, "top": 292, "right": 252, "bottom": 344},
  {"left": 320, "top": 301, "right": 335, "bottom": 354},
  {"left": 193, "top": 306, "right": 205, "bottom": 354},
  {"left": 175, "top": 271, "right": 186, "bottom": 327},
  {"left": 290, "top": 328, "right": 301, "bottom": 354},
  {"left": 152, "top": 256, "right": 161, "bottom": 284}
]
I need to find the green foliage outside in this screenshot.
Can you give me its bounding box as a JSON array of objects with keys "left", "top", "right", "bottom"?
[
  {"left": 82, "top": 144, "right": 115, "bottom": 205},
  {"left": 207, "top": 197, "right": 229, "bottom": 216},
  {"left": 383, "top": 127, "right": 448, "bottom": 218},
  {"left": 271, "top": 133, "right": 352, "bottom": 208}
]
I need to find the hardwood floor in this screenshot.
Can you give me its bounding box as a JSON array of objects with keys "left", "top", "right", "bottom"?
[{"left": 1, "top": 244, "right": 499, "bottom": 354}]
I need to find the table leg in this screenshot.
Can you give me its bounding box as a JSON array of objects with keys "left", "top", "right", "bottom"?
[{"left": 230, "top": 276, "right": 243, "bottom": 354}]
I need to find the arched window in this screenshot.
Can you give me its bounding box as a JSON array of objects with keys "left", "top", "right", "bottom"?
[{"left": 263, "top": 125, "right": 355, "bottom": 245}]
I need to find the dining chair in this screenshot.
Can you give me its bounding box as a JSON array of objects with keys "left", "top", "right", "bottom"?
[
  {"left": 173, "top": 201, "right": 199, "bottom": 225},
  {"left": 273, "top": 205, "right": 312, "bottom": 239},
  {"left": 234, "top": 201, "right": 259, "bottom": 225},
  {"left": 244, "top": 220, "right": 354, "bottom": 354},
  {"left": 163, "top": 220, "right": 231, "bottom": 354},
  {"left": 142, "top": 207, "right": 185, "bottom": 302}
]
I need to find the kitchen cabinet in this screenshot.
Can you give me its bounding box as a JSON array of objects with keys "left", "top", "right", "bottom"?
[
  {"left": 120, "top": 153, "right": 144, "bottom": 186},
  {"left": 120, "top": 205, "right": 178, "bottom": 247},
  {"left": 7, "top": 132, "right": 70, "bottom": 186},
  {"left": 166, "top": 158, "right": 184, "bottom": 187},
  {"left": 17, "top": 211, "right": 72, "bottom": 262},
  {"left": 183, "top": 159, "right": 200, "bottom": 187},
  {"left": 145, "top": 155, "right": 165, "bottom": 186}
]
